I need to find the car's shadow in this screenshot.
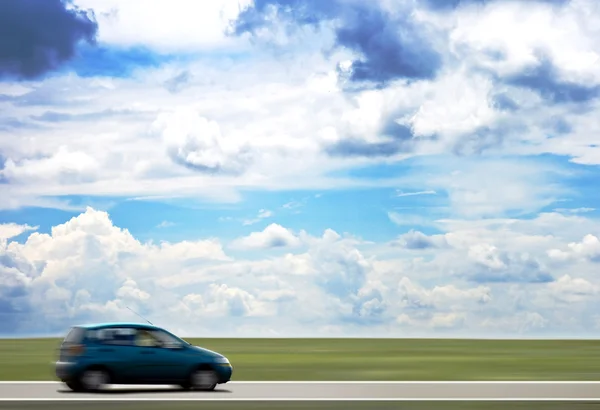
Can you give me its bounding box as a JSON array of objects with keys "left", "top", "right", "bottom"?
[{"left": 58, "top": 386, "right": 231, "bottom": 395}]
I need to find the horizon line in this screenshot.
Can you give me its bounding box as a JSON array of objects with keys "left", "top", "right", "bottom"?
[{"left": 1, "top": 335, "right": 599, "bottom": 341}]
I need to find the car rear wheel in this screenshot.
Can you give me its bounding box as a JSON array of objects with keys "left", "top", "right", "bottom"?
[
  {"left": 186, "top": 368, "right": 218, "bottom": 391},
  {"left": 79, "top": 368, "right": 111, "bottom": 392},
  {"left": 65, "top": 381, "right": 84, "bottom": 392}
]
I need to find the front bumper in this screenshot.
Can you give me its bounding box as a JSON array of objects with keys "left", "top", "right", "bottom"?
[{"left": 214, "top": 363, "right": 233, "bottom": 384}]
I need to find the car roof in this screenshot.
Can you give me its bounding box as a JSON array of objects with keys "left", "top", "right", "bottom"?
[{"left": 73, "top": 322, "right": 163, "bottom": 331}]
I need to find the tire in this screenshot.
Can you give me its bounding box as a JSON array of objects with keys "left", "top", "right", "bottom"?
[
  {"left": 78, "top": 367, "right": 111, "bottom": 392},
  {"left": 185, "top": 367, "right": 218, "bottom": 391},
  {"left": 65, "top": 381, "right": 84, "bottom": 392}
]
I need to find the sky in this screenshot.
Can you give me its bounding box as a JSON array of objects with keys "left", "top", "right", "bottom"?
[{"left": 0, "top": 0, "right": 600, "bottom": 338}]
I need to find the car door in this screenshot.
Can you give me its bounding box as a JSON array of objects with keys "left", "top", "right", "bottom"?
[
  {"left": 128, "top": 328, "right": 162, "bottom": 383},
  {"left": 150, "top": 329, "right": 191, "bottom": 383},
  {"left": 88, "top": 326, "right": 139, "bottom": 383},
  {"left": 132, "top": 328, "right": 189, "bottom": 383}
]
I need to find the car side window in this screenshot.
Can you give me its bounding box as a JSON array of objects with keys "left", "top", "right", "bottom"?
[
  {"left": 134, "top": 329, "right": 162, "bottom": 348},
  {"left": 132, "top": 329, "right": 183, "bottom": 348},
  {"left": 149, "top": 329, "right": 183, "bottom": 348},
  {"left": 90, "top": 327, "right": 135, "bottom": 346}
]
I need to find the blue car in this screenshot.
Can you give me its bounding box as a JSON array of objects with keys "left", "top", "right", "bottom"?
[{"left": 54, "top": 322, "right": 233, "bottom": 392}]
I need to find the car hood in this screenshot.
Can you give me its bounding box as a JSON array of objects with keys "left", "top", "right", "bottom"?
[{"left": 189, "top": 345, "right": 225, "bottom": 359}]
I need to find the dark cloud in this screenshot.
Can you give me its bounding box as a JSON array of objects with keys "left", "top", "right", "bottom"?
[
  {"left": 5, "top": 87, "right": 94, "bottom": 107},
  {"left": 466, "top": 255, "right": 554, "bottom": 284},
  {"left": 327, "top": 138, "right": 407, "bottom": 158},
  {"left": 451, "top": 120, "right": 529, "bottom": 156},
  {"left": 491, "top": 93, "right": 520, "bottom": 111},
  {"left": 0, "top": 0, "right": 98, "bottom": 80},
  {"left": 392, "top": 230, "right": 448, "bottom": 250},
  {"left": 0, "top": 252, "right": 37, "bottom": 333},
  {"left": 505, "top": 58, "right": 600, "bottom": 104},
  {"left": 231, "top": 0, "right": 336, "bottom": 33},
  {"left": 345, "top": 288, "right": 387, "bottom": 326},
  {"left": 230, "top": 0, "right": 442, "bottom": 86},
  {"left": 549, "top": 118, "right": 572, "bottom": 136},
  {"left": 326, "top": 124, "right": 421, "bottom": 158},
  {"left": 423, "top": 0, "right": 486, "bottom": 9},
  {"left": 451, "top": 126, "right": 504, "bottom": 156},
  {"left": 0, "top": 117, "right": 45, "bottom": 132},
  {"left": 264, "top": 236, "right": 294, "bottom": 248},
  {"left": 0, "top": 95, "right": 17, "bottom": 103},
  {"left": 333, "top": 4, "right": 441, "bottom": 84},
  {"left": 30, "top": 108, "right": 153, "bottom": 123},
  {"left": 423, "top": 0, "right": 570, "bottom": 11}
]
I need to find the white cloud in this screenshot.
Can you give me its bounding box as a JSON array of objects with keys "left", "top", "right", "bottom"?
[
  {"left": 480, "top": 312, "right": 549, "bottom": 334},
  {"left": 151, "top": 108, "right": 253, "bottom": 174},
  {"left": 430, "top": 312, "right": 466, "bottom": 329},
  {"left": 395, "top": 190, "right": 437, "bottom": 197},
  {"left": 546, "top": 274, "right": 598, "bottom": 304},
  {"left": 566, "top": 234, "right": 600, "bottom": 261},
  {"left": 116, "top": 278, "right": 150, "bottom": 302},
  {"left": 409, "top": 67, "right": 498, "bottom": 143},
  {"left": 1, "top": 146, "right": 100, "bottom": 184},
  {"left": 0, "top": 53, "right": 396, "bottom": 209},
  {"left": 387, "top": 212, "right": 435, "bottom": 228},
  {"left": 398, "top": 277, "right": 491, "bottom": 309},
  {"left": 71, "top": 0, "right": 253, "bottom": 53},
  {"left": 444, "top": 0, "right": 600, "bottom": 83},
  {"left": 3, "top": 0, "right": 600, "bottom": 339},
  {"left": 257, "top": 209, "right": 273, "bottom": 218},
  {"left": 548, "top": 234, "right": 600, "bottom": 263},
  {"left": 177, "top": 284, "right": 271, "bottom": 317},
  {"left": 1, "top": 207, "right": 600, "bottom": 336},
  {"left": 385, "top": 157, "right": 569, "bottom": 221},
  {"left": 382, "top": 211, "right": 600, "bottom": 287},
  {"left": 231, "top": 223, "right": 303, "bottom": 250},
  {"left": 2, "top": 0, "right": 598, "bottom": 212},
  {"left": 0, "top": 223, "right": 38, "bottom": 240},
  {"left": 243, "top": 208, "right": 274, "bottom": 225},
  {"left": 426, "top": 158, "right": 567, "bottom": 218}
]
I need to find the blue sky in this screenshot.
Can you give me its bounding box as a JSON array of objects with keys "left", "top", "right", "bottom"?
[{"left": 1, "top": 0, "right": 600, "bottom": 338}]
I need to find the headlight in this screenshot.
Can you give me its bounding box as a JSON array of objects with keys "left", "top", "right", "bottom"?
[{"left": 214, "top": 356, "right": 230, "bottom": 364}]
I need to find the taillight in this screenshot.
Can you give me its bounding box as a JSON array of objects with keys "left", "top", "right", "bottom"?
[{"left": 68, "top": 344, "right": 85, "bottom": 356}]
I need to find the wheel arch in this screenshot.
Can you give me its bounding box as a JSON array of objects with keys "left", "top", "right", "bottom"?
[
  {"left": 79, "top": 363, "right": 114, "bottom": 381},
  {"left": 194, "top": 362, "right": 216, "bottom": 372},
  {"left": 183, "top": 361, "right": 215, "bottom": 378}
]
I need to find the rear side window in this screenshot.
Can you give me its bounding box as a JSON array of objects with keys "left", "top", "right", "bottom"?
[
  {"left": 63, "top": 327, "right": 85, "bottom": 344},
  {"left": 89, "top": 327, "right": 136, "bottom": 345}
]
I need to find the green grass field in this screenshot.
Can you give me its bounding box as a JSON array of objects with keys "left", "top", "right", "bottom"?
[{"left": 1, "top": 338, "right": 600, "bottom": 381}]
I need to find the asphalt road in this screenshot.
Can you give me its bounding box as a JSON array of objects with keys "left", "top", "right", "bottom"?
[{"left": 0, "top": 382, "right": 599, "bottom": 401}]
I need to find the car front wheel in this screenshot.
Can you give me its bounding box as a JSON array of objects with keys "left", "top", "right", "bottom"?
[{"left": 188, "top": 368, "right": 218, "bottom": 391}]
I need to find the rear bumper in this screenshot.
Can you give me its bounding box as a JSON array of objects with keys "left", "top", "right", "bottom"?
[{"left": 55, "top": 361, "right": 78, "bottom": 382}]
